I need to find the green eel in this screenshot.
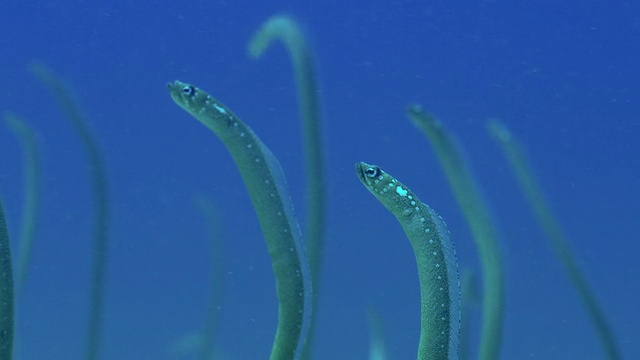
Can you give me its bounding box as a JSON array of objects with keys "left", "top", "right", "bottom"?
[
  {"left": 4, "top": 114, "right": 41, "bottom": 297},
  {"left": 367, "top": 307, "right": 388, "bottom": 360},
  {"left": 168, "top": 81, "right": 311, "bottom": 360},
  {"left": 356, "top": 162, "right": 460, "bottom": 360},
  {"left": 249, "top": 16, "right": 326, "bottom": 358},
  {"left": 0, "top": 198, "right": 14, "bottom": 360},
  {"left": 408, "top": 106, "right": 504, "bottom": 360},
  {"left": 193, "top": 196, "right": 225, "bottom": 360},
  {"left": 487, "top": 120, "right": 621, "bottom": 360},
  {"left": 459, "top": 270, "right": 479, "bottom": 360},
  {"left": 32, "top": 64, "right": 110, "bottom": 360}
]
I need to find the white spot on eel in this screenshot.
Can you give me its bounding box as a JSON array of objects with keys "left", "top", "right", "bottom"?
[
  {"left": 213, "top": 103, "right": 227, "bottom": 114},
  {"left": 396, "top": 186, "right": 408, "bottom": 196}
]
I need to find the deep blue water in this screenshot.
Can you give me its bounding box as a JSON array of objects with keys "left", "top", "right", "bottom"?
[{"left": 1, "top": 1, "right": 638, "bottom": 359}]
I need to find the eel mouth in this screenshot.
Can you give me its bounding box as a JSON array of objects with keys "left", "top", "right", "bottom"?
[
  {"left": 355, "top": 161, "right": 375, "bottom": 184},
  {"left": 167, "top": 80, "right": 180, "bottom": 91}
]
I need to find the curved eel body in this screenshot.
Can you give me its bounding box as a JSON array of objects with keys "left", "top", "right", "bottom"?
[
  {"left": 249, "top": 16, "right": 326, "bottom": 358},
  {"left": 356, "top": 162, "right": 460, "bottom": 360},
  {"left": 168, "top": 81, "right": 311, "bottom": 360},
  {"left": 0, "top": 200, "right": 14, "bottom": 360},
  {"left": 407, "top": 106, "right": 504, "bottom": 360}
]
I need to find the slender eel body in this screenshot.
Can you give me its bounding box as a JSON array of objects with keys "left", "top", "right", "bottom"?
[
  {"left": 168, "top": 81, "right": 311, "bottom": 360},
  {"left": 33, "top": 64, "right": 110, "bottom": 360},
  {"left": 356, "top": 162, "right": 460, "bottom": 360},
  {"left": 487, "top": 120, "right": 621, "bottom": 360},
  {"left": 249, "top": 16, "right": 326, "bottom": 358},
  {"left": 408, "top": 106, "right": 504, "bottom": 360},
  {"left": 0, "top": 199, "right": 14, "bottom": 360},
  {"left": 4, "top": 114, "right": 41, "bottom": 297},
  {"left": 194, "top": 196, "right": 225, "bottom": 360}
]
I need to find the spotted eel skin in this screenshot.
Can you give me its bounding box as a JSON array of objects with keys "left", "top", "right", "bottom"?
[
  {"left": 356, "top": 162, "right": 460, "bottom": 360},
  {"left": 168, "top": 80, "right": 311, "bottom": 360}
]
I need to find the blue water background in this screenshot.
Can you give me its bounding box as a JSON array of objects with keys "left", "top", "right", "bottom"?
[{"left": 0, "top": 1, "right": 638, "bottom": 359}]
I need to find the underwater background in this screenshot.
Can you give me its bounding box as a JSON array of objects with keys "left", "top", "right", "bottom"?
[{"left": 0, "top": 1, "right": 638, "bottom": 359}]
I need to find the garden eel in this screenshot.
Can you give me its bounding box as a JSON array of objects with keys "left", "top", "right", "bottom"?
[
  {"left": 193, "top": 196, "right": 224, "bottom": 360},
  {"left": 487, "top": 120, "right": 621, "bottom": 360},
  {"left": 367, "top": 307, "right": 388, "bottom": 360},
  {"left": 408, "top": 106, "right": 504, "bottom": 360},
  {"left": 459, "top": 270, "right": 479, "bottom": 360},
  {"left": 32, "top": 64, "right": 110, "bottom": 360},
  {"left": 4, "top": 113, "right": 41, "bottom": 297},
  {"left": 0, "top": 198, "right": 14, "bottom": 360},
  {"left": 356, "top": 162, "right": 460, "bottom": 360},
  {"left": 168, "top": 81, "right": 311, "bottom": 360},
  {"left": 248, "top": 16, "right": 326, "bottom": 359}
]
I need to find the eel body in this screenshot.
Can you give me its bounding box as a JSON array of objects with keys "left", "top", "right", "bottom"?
[
  {"left": 0, "top": 200, "right": 14, "bottom": 360},
  {"left": 32, "top": 64, "right": 110, "bottom": 360},
  {"left": 249, "top": 17, "right": 326, "bottom": 358},
  {"left": 407, "top": 106, "right": 504, "bottom": 360},
  {"left": 168, "top": 80, "right": 311, "bottom": 360},
  {"left": 487, "top": 120, "right": 621, "bottom": 360},
  {"left": 356, "top": 162, "right": 460, "bottom": 360}
]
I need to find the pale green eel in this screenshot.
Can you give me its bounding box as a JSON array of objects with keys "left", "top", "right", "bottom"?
[
  {"left": 249, "top": 16, "right": 326, "bottom": 358},
  {"left": 356, "top": 162, "right": 460, "bottom": 360},
  {"left": 459, "top": 270, "right": 479, "bottom": 360},
  {"left": 193, "top": 196, "right": 224, "bottom": 360},
  {"left": 487, "top": 120, "right": 621, "bottom": 360},
  {"left": 4, "top": 114, "right": 41, "bottom": 297},
  {"left": 0, "top": 198, "right": 14, "bottom": 360},
  {"left": 367, "top": 307, "right": 388, "bottom": 360},
  {"left": 408, "top": 106, "right": 504, "bottom": 360},
  {"left": 168, "top": 81, "right": 311, "bottom": 360},
  {"left": 32, "top": 64, "right": 110, "bottom": 360}
]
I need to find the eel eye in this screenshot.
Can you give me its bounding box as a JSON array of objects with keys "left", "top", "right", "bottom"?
[
  {"left": 364, "top": 166, "right": 380, "bottom": 178},
  {"left": 181, "top": 85, "right": 196, "bottom": 96}
]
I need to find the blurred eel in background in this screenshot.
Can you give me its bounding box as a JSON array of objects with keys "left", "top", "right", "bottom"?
[
  {"left": 32, "top": 64, "right": 111, "bottom": 360},
  {"left": 367, "top": 307, "right": 388, "bottom": 360},
  {"left": 248, "top": 15, "right": 327, "bottom": 359},
  {"left": 408, "top": 106, "right": 505, "bottom": 360},
  {"left": 194, "top": 195, "right": 225, "bottom": 360},
  {"left": 4, "top": 114, "right": 42, "bottom": 298},
  {"left": 487, "top": 120, "right": 621, "bottom": 360},
  {"left": 0, "top": 198, "right": 14, "bottom": 360},
  {"left": 459, "top": 270, "right": 480, "bottom": 360}
]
